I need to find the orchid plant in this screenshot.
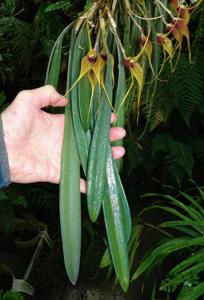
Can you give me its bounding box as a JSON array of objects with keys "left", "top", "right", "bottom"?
[{"left": 45, "top": 0, "right": 203, "bottom": 292}]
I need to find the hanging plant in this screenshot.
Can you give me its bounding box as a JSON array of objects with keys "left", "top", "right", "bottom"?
[{"left": 45, "top": 0, "right": 203, "bottom": 291}]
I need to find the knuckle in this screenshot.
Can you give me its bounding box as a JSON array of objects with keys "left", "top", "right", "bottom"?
[
  {"left": 45, "top": 85, "right": 58, "bottom": 103},
  {"left": 17, "top": 90, "right": 32, "bottom": 100},
  {"left": 45, "top": 85, "right": 56, "bottom": 94}
]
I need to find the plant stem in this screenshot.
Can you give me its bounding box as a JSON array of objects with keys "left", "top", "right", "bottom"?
[
  {"left": 155, "top": 1, "right": 169, "bottom": 26},
  {"left": 133, "top": 12, "right": 163, "bottom": 21},
  {"left": 155, "top": 0, "right": 175, "bottom": 19},
  {"left": 111, "top": 0, "right": 118, "bottom": 13},
  {"left": 129, "top": 13, "right": 143, "bottom": 32}
]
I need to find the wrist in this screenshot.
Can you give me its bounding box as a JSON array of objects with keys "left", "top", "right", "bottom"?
[
  {"left": 0, "top": 114, "right": 11, "bottom": 187},
  {"left": 1, "top": 110, "right": 43, "bottom": 184},
  {"left": 1, "top": 110, "right": 23, "bottom": 183}
]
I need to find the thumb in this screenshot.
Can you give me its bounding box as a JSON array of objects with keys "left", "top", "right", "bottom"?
[{"left": 25, "top": 85, "right": 68, "bottom": 109}]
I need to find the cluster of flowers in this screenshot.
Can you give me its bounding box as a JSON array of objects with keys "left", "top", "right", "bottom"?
[{"left": 67, "top": 0, "right": 202, "bottom": 121}]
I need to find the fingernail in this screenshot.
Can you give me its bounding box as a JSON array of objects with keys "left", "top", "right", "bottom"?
[{"left": 120, "top": 128, "right": 126, "bottom": 138}]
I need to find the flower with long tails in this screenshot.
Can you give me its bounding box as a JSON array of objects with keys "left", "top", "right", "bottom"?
[
  {"left": 65, "top": 45, "right": 114, "bottom": 111},
  {"left": 65, "top": 47, "right": 98, "bottom": 96},
  {"left": 177, "top": 5, "right": 190, "bottom": 25},
  {"left": 156, "top": 33, "right": 173, "bottom": 60},
  {"left": 172, "top": 17, "right": 191, "bottom": 61},
  {"left": 140, "top": 34, "right": 154, "bottom": 75},
  {"left": 123, "top": 57, "right": 144, "bottom": 123}
]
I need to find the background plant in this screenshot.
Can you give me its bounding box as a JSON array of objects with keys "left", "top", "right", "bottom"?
[
  {"left": 0, "top": 291, "right": 25, "bottom": 300},
  {"left": 131, "top": 184, "right": 204, "bottom": 300},
  {"left": 45, "top": 0, "right": 203, "bottom": 292}
]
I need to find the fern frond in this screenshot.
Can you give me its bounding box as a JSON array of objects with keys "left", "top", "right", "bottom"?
[
  {"left": 12, "top": 19, "right": 33, "bottom": 71},
  {"left": 45, "top": 1, "right": 71, "bottom": 13},
  {"left": 142, "top": 83, "right": 173, "bottom": 131},
  {"left": 0, "top": 0, "right": 16, "bottom": 16},
  {"left": 152, "top": 133, "right": 194, "bottom": 180},
  {"left": 190, "top": 137, "right": 204, "bottom": 161},
  {"left": 168, "top": 55, "right": 203, "bottom": 126},
  {"left": 192, "top": 1, "right": 204, "bottom": 57}
]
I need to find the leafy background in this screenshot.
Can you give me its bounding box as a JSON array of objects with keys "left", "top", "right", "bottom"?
[{"left": 0, "top": 0, "right": 204, "bottom": 299}]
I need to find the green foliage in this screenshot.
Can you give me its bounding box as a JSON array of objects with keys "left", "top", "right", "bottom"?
[
  {"left": 132, "top": 186, "right": 204, "bottom": 299},
  {"left": 126, "top": 5, "right": 204, "bottom": 191},
  {"left": 126, "top": 131, "right": 196, "bottom": 189},
  {"left": 0, "top": 0, "right": 204, "bottom": 298},
  {"left": 45, "top": 1, "right": 71, "bottom": 13},
  {"left": 0, "top": 0, "right": 16, "bottom": 16},
  {"left": 100, "top": 221, "right": 143, "bottom": 288},
  {"left": 84, "top": 0, "right": 94, "bottom": 11},
  {"left": 0, "top": 0, "right": 32, "bottom": 82},
  {"left": 152, "top": 134, "right": 194, "bottom": 180},
  {"left": 0, "top": 0, "right": 66, "bottom": 89},
  {"left": 0, "top": 291, "right": 25, "bottom": 300},
  {"left": 168, "top": 56, "right": 203, "bottom": 127},
  {"left": 0, "top": 189, "right": 28, "bottom": 233}
]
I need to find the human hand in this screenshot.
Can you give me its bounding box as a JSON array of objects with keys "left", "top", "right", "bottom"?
[{"left": 1, "top": 85, "right": 126, "bottom": 192}]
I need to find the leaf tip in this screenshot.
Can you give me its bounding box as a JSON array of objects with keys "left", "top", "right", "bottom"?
[
  {"left": 119, "top": 275, "right": 129, "bottom": 292},
  {"left": 67, "top": 270, "right": 79, "bottom": 285}
]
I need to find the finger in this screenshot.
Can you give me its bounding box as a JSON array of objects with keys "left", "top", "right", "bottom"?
[
  {"left": 112, "top": 146, "right": 126, "bottom": 159},
  {"left": 80, "top": 178, "right": 87, "bottom": 194},
  {"left": 109, "top": 127, "right": 126, "bottom": 142},
  {"left": 21, "top": 85, "right": 68, "bottom": 109}
]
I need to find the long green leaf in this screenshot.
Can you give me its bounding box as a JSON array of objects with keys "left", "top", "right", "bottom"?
[
  {"left": 179, "top": 191, "right": 204, "bottom": 218},
  {"left": 100, "top": 247, "right": 112, "bottom": 268},
  {"left": 141, "top": 204, "right": 193, "bottom": 222},
  {"left": 161, "top": 261, "right": 204, "bottom": 292},
  {"left": 103, "top": 150, "right": 129, "bottom": 291},
  {"left": 132, "top": 236, "right": 204, "bottom": 281},
  {"left": 87, "top": 79, "right": 112, "bottom": 221},
  {"left": 144, "top": 193, "right": 201, "bottom": 221},
  {"left": 113, "top": 40, "right": 127, "bottom": 171},
  {"left": 163, "top": 195, "right": 201, "bottom": 222},
  {"left": 60, "top": 103, "right": 81, "bottom": 284},
  {"left": 180, "top": 282, "right": 204, "bottom": 300},
  {"left": 129, "top": 224, "right": 143, "bottom": 271},
  {"left": 78, "top": 75, "right": 92, "bottom": 132},
  {"left": 168, "top": 250, "right": 204, "bottom": 276},
  {"left": 45, "top": 23, "right": 73, "bottom": 86},
  {"left": 103, "top": 197, "right": 129, "bottom": 291},
  {"left": 45, "top": 38, "right": 62, "bottom": 87},
  {"left": 71, "top": 26, "right": 91, "bottom": 175},
  {"left": 60, "top": 26, "right": 81, "bottom": 285},
  {"left": 112, "top": 160, "right": 132, "bottom": 241},
  {"left": 159, "top": 220, "right": 204, "bottom": 233}
]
